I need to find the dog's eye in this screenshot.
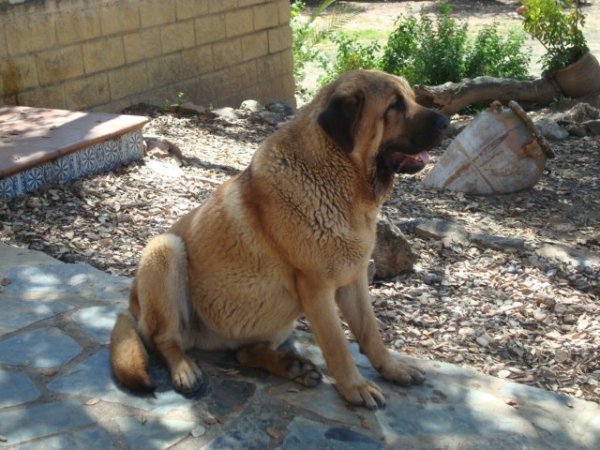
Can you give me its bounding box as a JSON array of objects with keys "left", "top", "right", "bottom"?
[{"left": 388, "top": 97, "right": 405, "bottom": 113}]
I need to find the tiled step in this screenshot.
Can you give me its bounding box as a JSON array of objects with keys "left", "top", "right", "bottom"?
[{"left": 0, "top": 106, "right": 149, "bottom": 199}]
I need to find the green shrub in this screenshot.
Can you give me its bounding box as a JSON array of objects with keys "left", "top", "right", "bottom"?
[
  {"left": 294, "top": 1, "right": 531, "bottom": 92},
  {"left": 317, "top": 33, "right": 381, "bottom": 85},
  {"left": 290, "top": 0, "right": 357, "bottom": 94},
  {"left": 378, "top": 2, "right": 530, "bottom": 85},
  {"left": 380, "top": 2, "right": 470, "bottom": 86},
  {"left": 465, "top": 24, "right": 531, "bottom": 79}
]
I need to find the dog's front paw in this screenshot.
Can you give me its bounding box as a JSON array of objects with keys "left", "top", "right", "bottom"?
[
  {"left": 171, "top": 357, "right": 203, "bottom": 393},
  {"left": 337, "top": 376, "right": 386, "bottom": 410},
  {"left": 379, "top": 360, "right": 425, "bottom": 386}
]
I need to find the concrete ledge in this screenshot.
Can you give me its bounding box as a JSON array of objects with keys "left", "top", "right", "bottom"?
[{"left": 0, "top": 106, "right": 148, "bottom": 199}]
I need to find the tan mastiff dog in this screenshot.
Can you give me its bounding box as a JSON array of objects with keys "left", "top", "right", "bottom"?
[{"left": 110, "top": 70, "right": 448, "bottom": 409}]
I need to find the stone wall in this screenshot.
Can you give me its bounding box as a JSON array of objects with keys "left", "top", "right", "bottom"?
[{"left": 0, "top": 0, "right": 295, "bottom": 112}]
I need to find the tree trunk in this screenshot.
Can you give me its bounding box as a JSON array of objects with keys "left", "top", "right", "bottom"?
[{"left": 414, "top": 75, "right": 563, "bottom": 116}]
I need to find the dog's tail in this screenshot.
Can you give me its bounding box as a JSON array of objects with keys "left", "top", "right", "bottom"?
[{"left": 109, "top": 309, "right": 155, "bottom": 392}]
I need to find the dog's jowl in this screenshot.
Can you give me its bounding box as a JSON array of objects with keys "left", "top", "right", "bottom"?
[{"left": 110, "top": 70, "right": 448, "bottom": 409}]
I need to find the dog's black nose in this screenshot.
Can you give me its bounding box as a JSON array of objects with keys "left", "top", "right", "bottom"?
[{"left": 435, "top": 114, "right": 449, "bottom": 132}]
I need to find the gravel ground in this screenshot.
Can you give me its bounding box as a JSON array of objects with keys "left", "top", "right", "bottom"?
[{"left": 1, "top": 97, "right": 599, "bottom": 405}]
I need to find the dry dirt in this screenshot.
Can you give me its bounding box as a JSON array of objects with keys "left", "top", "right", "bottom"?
[{"left": 1, "top": 1, "right": 599, "bottom": 405}]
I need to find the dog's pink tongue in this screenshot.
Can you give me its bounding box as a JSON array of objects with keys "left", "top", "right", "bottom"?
[
  {"left": 399, "top": 151, "right": 429, "bottom": 166},
  {"left": 415, "top": 151, "right": 430, "bottom": 164}
]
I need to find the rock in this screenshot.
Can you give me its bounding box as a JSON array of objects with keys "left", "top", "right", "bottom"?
[
  {"left": 176, "top": 101, "right": 206, "bottom": 116},
  {"left": 565, "top": 123, "right": 588, "bottom": 137},
  {"left": 212, "top": 107, "right": 241, "bottom": 120},
  {"left": 415, "top": 219, "right": 469, "bottom": 244},
  {"left": 367, "top": 259, "right": 376, "bottom": 284},
  {"left": 259, "top": 111, "right": 285, "bottom": 125},
  {"left": 535, "top": 244, "right": 600, "bottom": 268},
  {"left": 416, "top": 219, "right": 525, "bottom": 253},
  {"left": 583, "top": 119, "right": 600, "bottom": 136},
  {"left": 534, "top": 118, "right": 569, "bottom": 141},
  {"left": 240, "top": 99, "right": 264, "bottom": 113},
  {"left": 395, "top": 219, "right": 426, "bottom": 235},
  {"left": 567, "top": 103, "right": 600, "bottom": 122},
  {"left": 266, "top": 100, "right": 293, "bottom": 116},
  {"left": 423, "top": 272, "right": 439, "bottom": 284},
  {"left": 469, "top": 234, "right": 525, "bottom": 253},
  {"left": 372, "top": 214, "right": 417, "bottom": 279}
]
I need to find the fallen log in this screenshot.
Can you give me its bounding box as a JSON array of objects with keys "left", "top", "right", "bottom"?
[{"left": 414, "top": 74, "right": 563, "bottom": 115}]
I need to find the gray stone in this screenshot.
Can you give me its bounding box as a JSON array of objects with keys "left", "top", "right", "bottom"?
[
  {"left": 280, "top": 416, "right": 383, "bottom": 450},
  {"left": 0, "top": 298, "right": 71, "bottom": 335},
  {"left": 240, "top": 99, "right": 264, "bottom": 113},
  {"left": 0, "top": 370, "right": 40, "bottom": 407},
  {"left": 376, "top": 402, "right": 526, "bottom": 437},
  {"left": 367, "top": 259, "right": 376, "bottom": 284},
  {"left": 535, "top": 243, "right": 600, "bottom": 267},
  {"left": 213, "top": 107, "right": 241, "bottom": 120},
  {"left": 470, "top": 234, "right": 525, "bottom": 252},
  {"left": 177, "top": 101, "right": 206, "bottom": 116},
  {"left": 566, "top": 103, "right": 600, "bottom": 122},
  {"left": 0, "top": 327, "right": 81, "bottom": 368},
  {"left": 0, "top": 242, "right": 62, "bottom": 267},
  {"left": 266, "top": 100, "right": 293, "bottom": 116},
  {"left": 16, "top": 427, "right": 115, "bottom": 450},
  {"left": 584, "top": 119, "right": 600, "bottom": 136},
  {"left": 72, "top": 305, "right": 121, "bottom": 345},
  {"left": 416, "top": 218, "right": 469, "bottom": 243},
  {"left": 259, "top": 110, "right": 285, "bottom": 125},
  {"left": 372, "top": 214, "right": 417, "bottom": 279},
  {"left": 47, "top": 349, "right": 209, "bottom": 414},
  {"left": 1, "top": 261, "right": 130, "bottom": 302},
  {"left": 0, "top": 399, "right": 94, "bottom": 446},
  {"left": 202, "top": 415, "right": 271, "bottom": 450},
  {"left": 565, "top": 123, "right": 588, "bottom": 137},
  {"left": 115, "top": 416, "right": 196, "bottom": 450},
  {"left": 534, "top": 118, "right": 569, "bottom": 141}
]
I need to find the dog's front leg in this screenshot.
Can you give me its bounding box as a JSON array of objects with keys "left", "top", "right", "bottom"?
[
  {"left": 297, "top": 277, "right": 386, "bottom": 409},
  {"left": 335, "top": 274, "right": 425, "bottom": 387}
]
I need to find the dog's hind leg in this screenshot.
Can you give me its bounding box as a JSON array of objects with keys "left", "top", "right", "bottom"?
[
  {"left": 236, "top": 342, "right": 322, "bottom": 387},
  {"left": 136, "top": 233, "right": 203, "bottom": 393}
]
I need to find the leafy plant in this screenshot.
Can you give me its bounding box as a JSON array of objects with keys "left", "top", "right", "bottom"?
[
  {"left": 290, "top": 0, "right": 358, "bottom": 92},
  {"left": 520, "top": 0, "right": 589, "bottom": 72},
  {"left": 379, "top": 2, "right": 530, "bottom": 86},
  {"left": 317, "top": 32, "right": 381, "bottom": 85},
  {"left": 465, "top": 23, "right": 531, "bottom": 79},
  {"left": 380, "top": 2, "right": 469, "bottom": 86},
  {"left": 164, "top": 91, "right": 186, "bottom": 112}
]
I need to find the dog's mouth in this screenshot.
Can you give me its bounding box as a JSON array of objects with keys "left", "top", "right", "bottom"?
[{"left": 388, "top": 150, "right": 430, "bottom": 175}]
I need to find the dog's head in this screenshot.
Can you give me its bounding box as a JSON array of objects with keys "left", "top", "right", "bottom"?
[{"left": 316, "top": 71, "right": 448, "bottom": 194}]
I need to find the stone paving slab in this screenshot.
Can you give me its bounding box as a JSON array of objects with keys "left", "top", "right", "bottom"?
[{"left": 0, "top": 242, "right": 599, "bottom": 449}]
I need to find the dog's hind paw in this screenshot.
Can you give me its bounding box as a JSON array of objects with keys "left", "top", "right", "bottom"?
[
  {"left": 286, "top": 355, "right": 322, "bottom": 387},
  {"left": 236, "top": 343, "right": 322, "bottom": 387}
]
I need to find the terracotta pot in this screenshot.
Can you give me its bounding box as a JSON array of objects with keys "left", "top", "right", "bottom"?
[
  {"left": 554, "top": 52, "right": 600, "bottom": 98},
  {"left": 421, "top": 101, "right": 554, "bottom": 195}
]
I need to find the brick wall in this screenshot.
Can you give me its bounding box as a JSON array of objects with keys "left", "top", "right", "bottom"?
[{"left": 0, "top": 0, "right": 295, "bottom": 112}]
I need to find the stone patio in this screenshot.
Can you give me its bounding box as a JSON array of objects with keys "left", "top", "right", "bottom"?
[{"left": 0, "top": 242, "right": 599, "bottom": 449}]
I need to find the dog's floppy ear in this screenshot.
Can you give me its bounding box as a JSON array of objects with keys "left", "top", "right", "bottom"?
[{"left": 317, "top": 91, "right": 364, "bottom": 153}]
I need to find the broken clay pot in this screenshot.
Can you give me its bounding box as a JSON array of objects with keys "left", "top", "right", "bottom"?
[{"left": 421, "top": 101, "right": 555, "bottom": 195}]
